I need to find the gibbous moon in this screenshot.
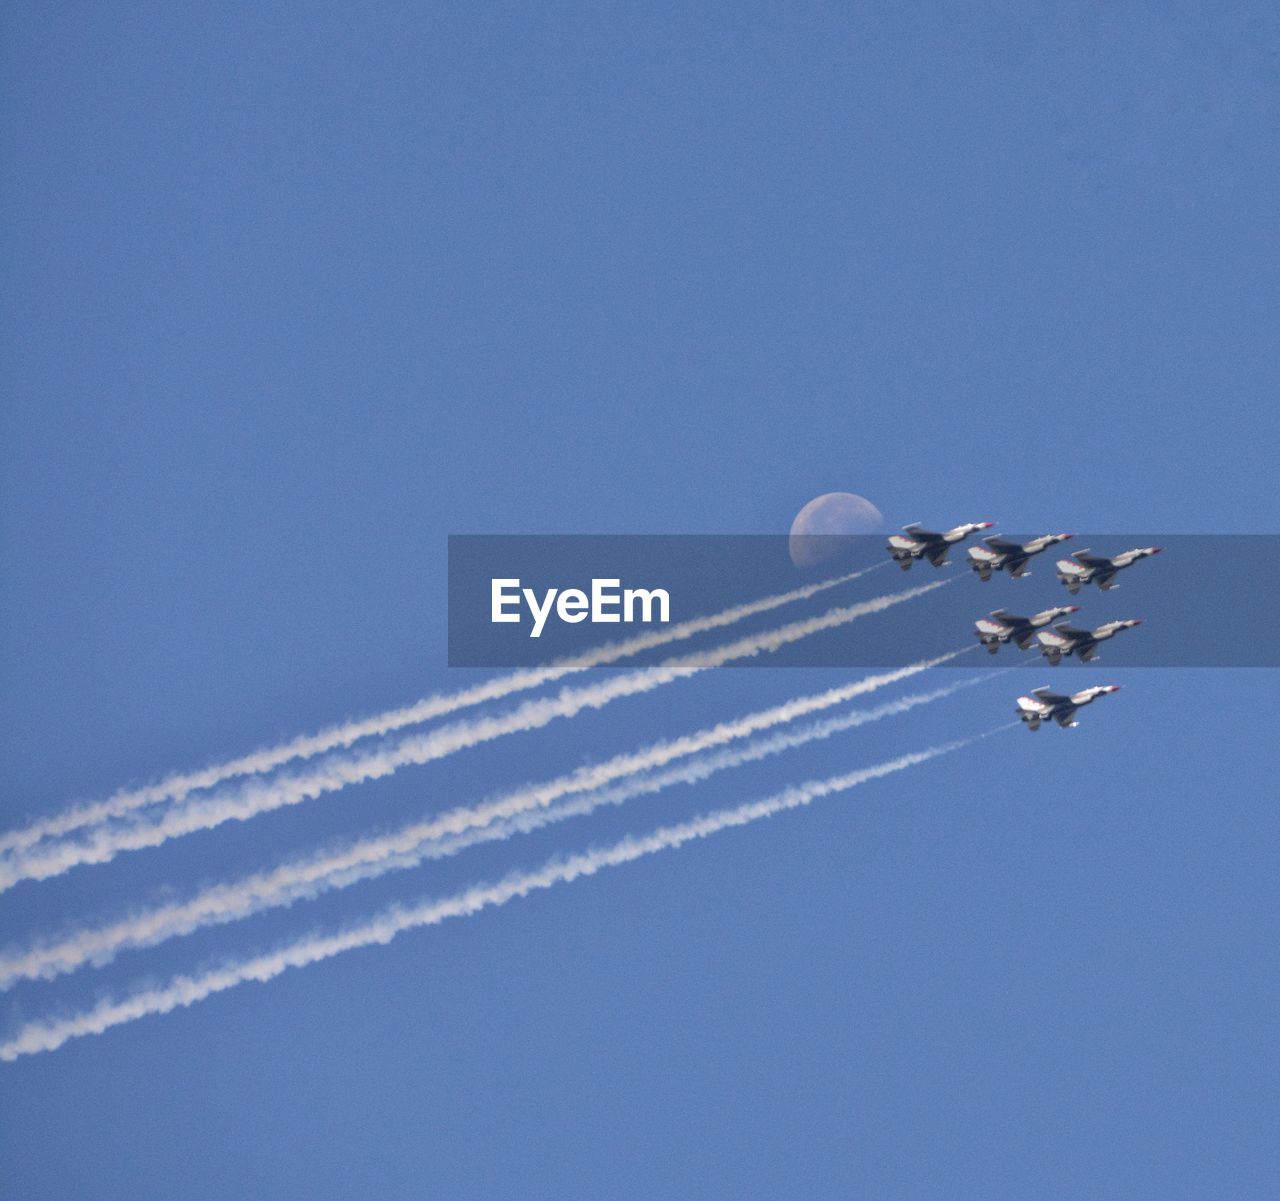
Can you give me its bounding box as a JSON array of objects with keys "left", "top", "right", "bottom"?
[{"left": 789, "top": 492, "right": 884, "bottom": 567}]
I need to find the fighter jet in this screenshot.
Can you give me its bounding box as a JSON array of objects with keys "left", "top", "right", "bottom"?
[
  {"left": 1055, "top": 546, "right": 1163, "bottom": 594},
  {"left": 886, "top": 521, "right": 993, "bottom": 570},
  {"left": 974, "top": 606, "right": 1081, "bottom": 654},
  {"left": 1016, "top": 684, "right": 1120, "bottom": 730},
  {"left": 1036, "top": 619, "right": 1142, "bottom": 666},
  {"left": 967, "top": 533, "right": 1073, "bottom": 581}
]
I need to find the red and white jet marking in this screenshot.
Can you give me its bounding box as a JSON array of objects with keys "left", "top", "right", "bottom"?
[
  {"left": 1036, "top": 619, "right": 1142, "bottom": 666},
  {"left": 974, "top": 606, "right": 1080, "bottom": 653},
  {"left": 1055, "top": 546, "right": 1163, "bottom": 594},
  {"left": 968, "top": 532, "right": 1073, "bottom": 581},
  {"left": 1016, "top": 684, "right": 1121, "bottom": 730},
  {"left": 886, "top": 521, "right": 993, "bottom": 570}
]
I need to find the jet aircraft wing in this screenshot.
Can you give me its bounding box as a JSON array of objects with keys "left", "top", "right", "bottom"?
[{"left": 1031, "top": 687, "right": 1070, "bottom": 703}]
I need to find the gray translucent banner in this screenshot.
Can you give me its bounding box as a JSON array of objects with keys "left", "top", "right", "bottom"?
[{"left": 448, "top": 535, "right": 1278, "bottom": 668}]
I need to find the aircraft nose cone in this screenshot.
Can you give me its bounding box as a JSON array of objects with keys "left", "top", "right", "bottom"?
[{"left": 1068, "top": 605, "right": 1081, "bottom": 612}]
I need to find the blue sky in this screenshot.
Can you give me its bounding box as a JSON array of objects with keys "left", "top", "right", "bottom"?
[{"left": 2, "top": 3, "right": 1278, "bottom": 1198}]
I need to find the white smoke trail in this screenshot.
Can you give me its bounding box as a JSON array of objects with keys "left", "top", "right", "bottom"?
[
  {"left": 0, "top": 561, "right": 892, "bottom": 858},
  {"left": 0, "top": 577, "right": 951, "bottom": 891},
  {"left": 1, "top": 668, "right": 999, "bottom": 988},
  {"left": 0, "top": 723, "right": 1014, "bottom": 1062}
]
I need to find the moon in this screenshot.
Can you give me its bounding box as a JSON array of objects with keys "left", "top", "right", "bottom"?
[{"left": 789, "top": 492, "right": 884, "bottom": 567}]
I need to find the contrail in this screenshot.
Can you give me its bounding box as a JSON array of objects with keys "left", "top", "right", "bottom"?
[
  {"left": 0, "top": 561, "right": 892, "bottom": 858},
  {"left": 0, "top": 576, "right": 950, "bottom": 891},
  {"left": 0, "top": 723, "right": 1015, "bottom": 1062},
  {"left": 0, "top": 668, "right": 1001, "bottom": 988}
]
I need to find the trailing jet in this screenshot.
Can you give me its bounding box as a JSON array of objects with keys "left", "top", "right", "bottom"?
[
  {"left": 968, "top": 533, "right": 1073, "bottom": 581},
  {"left": 1036, "top": 619, "right": 1142, "bottom": 666},
  {"left": 1016, "top": 684, "right": 1120, "bottom": 730},
  {"left": 1055, "top": 546, "right": 1163, "bottom": 594},
  {"left": 974, "top": 606, "right": 1080, "bottom": 653},
  {"left": 886, "top": 521, "right": 993, "bottom": 570}
]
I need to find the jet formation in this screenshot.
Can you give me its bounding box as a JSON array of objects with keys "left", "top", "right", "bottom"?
[{"left": 883, "top": 520, "right": 1166, "bottom": 730}]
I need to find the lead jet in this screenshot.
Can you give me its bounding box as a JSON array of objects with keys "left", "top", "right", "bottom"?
[
  {"left": 967, "top": 533, "right": 1073, "bottom": 581},
  {"left": 1016, "top": 684, "right": 1120, "bottom": 730},
  {"left": 1055, "top": 546, "right": 1163, "bottom": 594},
  {"left": 974, "top": 605, "right": 1080, "bottom": 653},
  {"left": 1036, "top": 618, "right": 1142, "bottom": 666},
  {"left": 886, "top": 521, "right": 993, "bottom": 570}
]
